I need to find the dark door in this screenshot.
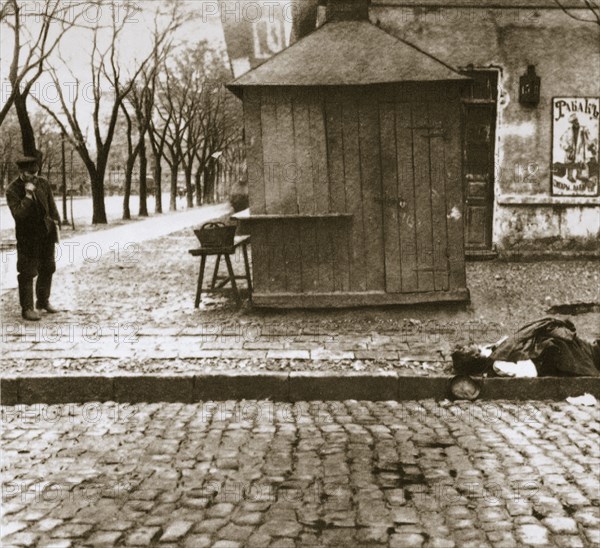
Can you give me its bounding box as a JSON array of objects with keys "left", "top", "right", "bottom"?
[{"left": 461, "top": 71, "right": 498, "bottom": 251}]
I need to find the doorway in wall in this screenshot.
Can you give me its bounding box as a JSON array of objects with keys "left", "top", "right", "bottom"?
[{"left": 461, "top": 69, "right": 498, "bottom": 254}]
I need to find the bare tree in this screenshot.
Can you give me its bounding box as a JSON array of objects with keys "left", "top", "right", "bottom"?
[
  {"left": 177, "top": 49, "right": 206, "bottom": 209},
  {"left": 132, "top": 80, "right": 153, "bottom": 217},
  {"left": 197, "top": 82, "right": 242, "bottom": 204},
  {"left": 169, "top": 43, "right": 243, "bottom": 207},
  {"left": 121, "top": 28, "right": 174, "bottom": 218},
  {"left": 0, "top": 0, "right": 86, "bottom": 154},
  {"left": 119, "top": 102, "right": 140, "bottom": 220},
  {"left": 155, "top": 70, "right": 191, "bottom": 211},
  {"left": 149, "top": 109, "right": 171, "bottom": 215},
  {"left": 147, "top": 51, "right": 173, "bottom": 216},
  {"left": 35, "top": 1, "right": 182, "bottom": 223},
  {"left": 181, "top": 100, "right": 202, "bottom": 209}
]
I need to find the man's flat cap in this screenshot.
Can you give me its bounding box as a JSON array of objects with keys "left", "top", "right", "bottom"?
[{"left": 15, "top": 155, "right": 39, "bottom": 168}]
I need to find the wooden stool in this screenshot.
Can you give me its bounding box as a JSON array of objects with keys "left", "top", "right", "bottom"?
[{"left": 189, "top": 235, "right": 252, "bottom": 308}]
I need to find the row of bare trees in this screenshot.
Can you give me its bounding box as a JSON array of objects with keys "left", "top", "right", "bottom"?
[
  {"left": 1, "top": 0, "right": 243, "bottom": 224},
  {"left": 149, "top": 43, "right": 242, "bottom": 215},
  {"left": 114, "top": 40, "right": 242, "bottom": 220}
]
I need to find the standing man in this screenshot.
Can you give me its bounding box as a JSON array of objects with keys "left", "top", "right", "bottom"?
[{"left": 6, "top": 155, "right": 61, "bottom": 321}]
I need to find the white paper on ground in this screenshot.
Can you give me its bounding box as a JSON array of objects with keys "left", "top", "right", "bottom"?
[
  {"left": 493, "top": 359, "right": 538, "bottom": 378},
  {"left": 566, "top": 393, "right": 597, "bottom": 406}
]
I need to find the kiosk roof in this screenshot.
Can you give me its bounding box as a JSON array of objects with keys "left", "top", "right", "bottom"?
[{"left": 228, "top": 19, "right": 467, "bottom": 92}]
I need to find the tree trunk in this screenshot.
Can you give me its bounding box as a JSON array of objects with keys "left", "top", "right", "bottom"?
[
  {"left": 154, "top": 160, "right": 162, "bottom": 214},
  {"left": 203, "top": 163, "right": 215, "bottom": 204},
  {"left": 184, "top": 163, "right": 194, "bottom": 208},
  {"left": 123, "top": 157, "right": 135, "bottom": 220},
  {"left": 0, "top": 164, "right": 7, "bottom": 193},
  {"left": 139, "top": 138, "right": 148, "bottom": 217},
  {"left": 170, "top": 164, "right": 178, "bottom": 211},
  {"left": 89, "top": 155, "right": 108, "bottom": 224},
  {"left": 194, "top": 167, "right": 202, "bottom": 206},
  {"left": 90, "top": 171, "right": 108, "bottom": 224},
  {"left": 14, "top": 90, "right": 37, "bottom": 157}
]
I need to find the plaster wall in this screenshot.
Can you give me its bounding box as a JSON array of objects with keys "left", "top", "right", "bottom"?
[{"left": 370, "top": 4, "right": 600, "bottom": 253}]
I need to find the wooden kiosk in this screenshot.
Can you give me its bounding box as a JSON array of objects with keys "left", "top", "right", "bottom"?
[{"left": 228, "top": 0, "right": 471, "bottom": 308}]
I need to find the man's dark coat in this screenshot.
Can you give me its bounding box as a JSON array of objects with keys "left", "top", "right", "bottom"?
[{"left": 6, "top": 176, "right": 60, "bottom": 252}]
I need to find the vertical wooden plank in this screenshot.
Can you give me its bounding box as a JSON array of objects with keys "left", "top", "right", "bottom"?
[
  {"left": 299, "top": 218, "right": 319, "bottom": 293},
  {"left": 324, "top": 88, "right": 350, "bottom": 292},
  {"left": 358, "top": 90, "right": 385, "bottom": 292},
  {"left": 316, "top": 218, "right": 335, "bottom": 293},
  {"left": 276, "top": 88, "right": 299, "bottom": 215},
  {"left": 261, "top": 88, "right": 280, "bottom": 214},
  {"left": 243, "top": 88, "right": 266, "bottom": 213},
  {"left": 429, "top": 100, "right": 450, "bottom": 291},
  {"left": 395, "top": 102, "right": 418, "bottom": 293},
  {"left": 250, "top": 222, "right": 269, "bottom": 293},
  {"left": 333, "top": 219, "right": 351, "bottom": 292},
  {"left": 325, "top": 89, "right": 346, "bottom": 213},
  {"left": 267, "top": 221, "right": 287, "bottom": 292},
  {"left": 291, "top": 89, "right": 314, "bottom": 215},
  {"left": 379, "top": 101, "right": 401, "bottom": 293},
  {"left": 411, "top": 102, "right": 435, "bottom": 292},
  {"left": 444, "top": 94, "right": 467, "bottom": 290},
  {"left": 342, "top": 90, "right": 366, "bottom": 293},
  {"left": 309, "top": 88, "right": 330, "bottom": 215},
  {"left": 284, "top": 220, "right": 303, "bottom": 294}
]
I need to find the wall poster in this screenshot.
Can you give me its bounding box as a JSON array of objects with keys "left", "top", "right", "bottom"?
[{"left": 552, "top": 97, "right": 599, "bottom": 196}]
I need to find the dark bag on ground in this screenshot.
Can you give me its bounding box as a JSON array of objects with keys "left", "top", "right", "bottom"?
[{"left": 490, "top": 317, "right": 600, "bottom": 377}]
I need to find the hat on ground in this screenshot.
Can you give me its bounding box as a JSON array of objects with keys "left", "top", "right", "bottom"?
[
  {"left": 449, "top": 375, "right": 481, "bottom": 401},
  {"left": 15, "top": 155, "right": 39, "bottom": 170}
]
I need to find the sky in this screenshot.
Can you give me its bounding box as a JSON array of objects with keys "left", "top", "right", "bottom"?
[
  {"left": 1, "top": 0, "right": 295, "bottom": 151},
  {"left": 0, "top": 1, "right": 228, "bottom": 141}
]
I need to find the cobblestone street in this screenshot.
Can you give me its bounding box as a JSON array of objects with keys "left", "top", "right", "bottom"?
[{"left": 1, "top": 400, "right": 599, "bottom": 547}]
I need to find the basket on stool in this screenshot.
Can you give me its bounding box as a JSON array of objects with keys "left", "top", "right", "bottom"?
[{"left": 194, "top": 221, "right": 236, "bottom": 249}]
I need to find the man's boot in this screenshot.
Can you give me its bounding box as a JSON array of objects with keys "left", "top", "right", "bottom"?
[
  {"left": 36, "top": 271, "right": 58, "bottom": 313},
  {"left": 22, "top": 309, "right": 42, "bottom": 321},
  {"left": 18, "top": 275, "right": 41, "bottom": 321}
]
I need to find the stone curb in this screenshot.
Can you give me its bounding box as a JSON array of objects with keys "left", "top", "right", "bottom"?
[{"left": 1, "top": 374, "right": 599, "bottom": 405}]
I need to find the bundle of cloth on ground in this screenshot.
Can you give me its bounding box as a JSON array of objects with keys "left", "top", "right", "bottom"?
[{"left": 452, "top": 317, "right": 600, "bottom": 377}]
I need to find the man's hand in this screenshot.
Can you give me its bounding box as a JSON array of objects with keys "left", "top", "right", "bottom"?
[{"left": 25, "top": 182, "right": 36, "bottom": 193}]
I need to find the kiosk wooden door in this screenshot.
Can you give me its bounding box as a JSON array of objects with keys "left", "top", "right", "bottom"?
[{"left": 379, "top": 100, "right": 462, "bottom": 294}]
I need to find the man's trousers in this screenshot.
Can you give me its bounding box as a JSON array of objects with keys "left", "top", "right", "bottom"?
[{"left": 16, "top": 238, "right": 56, "bottom": 311}]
